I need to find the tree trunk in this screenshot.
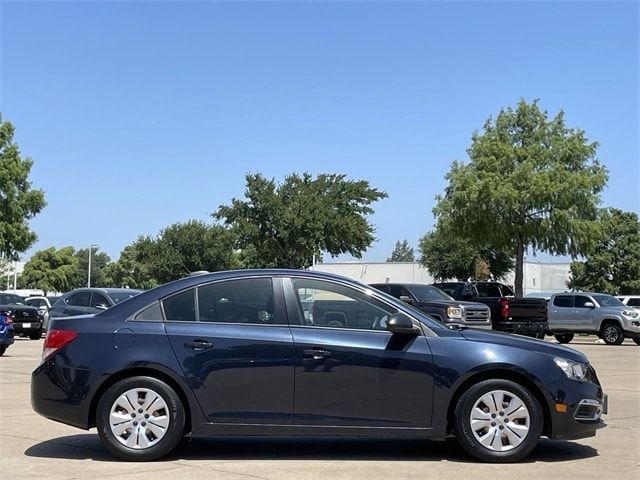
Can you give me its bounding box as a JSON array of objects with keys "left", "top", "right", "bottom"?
[{"left": 514, "top": 241, "right": 524, "bottom": 297}]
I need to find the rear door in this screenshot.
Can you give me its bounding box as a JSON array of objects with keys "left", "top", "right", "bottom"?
[
  {"left": 285, "top": 276, "right": 434, "bottom": 428},
  {"left": 163, "top": 276, "right": 294, "bottom": 425},
  {"left": 573, "top": 295, "right": 595, "bottom": 327},
  {"left": 549, "top": 295, "right": 574, "bottom": 330}
]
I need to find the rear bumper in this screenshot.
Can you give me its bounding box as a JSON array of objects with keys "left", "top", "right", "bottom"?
[
  {"left": 493, "top": 321, "right": 548, "bottom": 335},
  {"left": 14, "top": 321, "right": 43, "bottom": 333}
]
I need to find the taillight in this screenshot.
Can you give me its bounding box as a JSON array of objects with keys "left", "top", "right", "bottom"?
[
  {"left": 499, "top": 298, "right": 510, "bottom": 320},
  {"left": 42, "top": 329, "right": 78, "bottom": 361}
]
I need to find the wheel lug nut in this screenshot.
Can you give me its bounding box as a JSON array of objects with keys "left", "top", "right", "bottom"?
[
  {"left": 491, "top": 414, "right": 496, "bottom": 418},
  {"left": 141, "top": 422, "right": 146, "bottom": 427},
  {"left": 499, "top": 425, "right": 504, "bottom": 430},
  {"left": 504, "top": 419, "right": 509, "bottom": 423},
  {"left": 145, "top": 414, "right": 149, "bottom": 419},
  {"left": 138, "top": 409, "right": 143, "bottom": 413},
  {"left": 499, "top": 411, "right": 504, "bottom": 416},
  {"left": 133, "top": 421, "right": 138, "bottom": 426},
  {"left": 131, "top": 413, "right": 136, "bottom": 418}
]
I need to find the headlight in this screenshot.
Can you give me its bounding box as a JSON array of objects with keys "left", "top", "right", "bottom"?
[
  {"left": 447, "top": 306, "right": 463, "bottom": 319},
  {"left": 554, "top": 357, "right": 588, "bottom": 381},
  {"left": 622, "top": 309, "right": 639, "bottom": 318}
]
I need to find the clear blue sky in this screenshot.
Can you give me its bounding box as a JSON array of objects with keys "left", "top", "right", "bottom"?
[{"left": 1, "top": 1, "right": 638, "bottom": 263}]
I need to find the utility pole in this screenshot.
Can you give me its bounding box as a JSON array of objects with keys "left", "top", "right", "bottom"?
[{"left": 87, "top": 244, "right": 98, "bottom": 287}]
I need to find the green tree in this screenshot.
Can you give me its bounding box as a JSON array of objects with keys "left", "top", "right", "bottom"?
[
  {"left": 387, "top": 239, "right": 415, "bottom": 262},
  {"left": 214, "top": 173, "right": 387, "bottom": 269},
  {"left": 71, "top": 248, "right": 112, "bottom": 288},
  {"left": 0, "top": 117, "right": 46, "bottom": 260},
  {"left": 106, "top": 220, "right": 239, "bottom": 288},
  {"left": 568, "top": 209, "right": 640, "bottom": 295},
  {"left": 419, "top": 222, "right": 513, "bottom": 281},
  {"left": 20, "top": 247, "right": 78, "bottom": 294},
  {"left": 434, "top": 99, "right": 608, "bottom": 295}
]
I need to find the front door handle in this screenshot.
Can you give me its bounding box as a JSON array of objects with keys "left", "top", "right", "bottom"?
[
  {"left": 303, "top": 348, "right": 331, "bottom": 361},
  {"left": 184, "top": 340, "right": 213, "bottom": 351}
]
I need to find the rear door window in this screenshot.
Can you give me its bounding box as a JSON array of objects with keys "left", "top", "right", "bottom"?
[
  {"left": 197, "top": 278, "right": 277, "bottom": 324},
  {"left": 162, "top": 289, "right": 196, "bottom": 322},
  {"left": 65, "top": 291, "right": 91, "bottom": 307},
  {"left": 553, "top": 295, "right": 573, "bottom": 308}
]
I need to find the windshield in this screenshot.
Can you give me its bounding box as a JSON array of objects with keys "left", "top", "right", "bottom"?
[
  {"left": 410, "top": 285, "right": 454, "bottom": 302},
  {"left": 592, "top": 294, "right": 626, "bottom": 308},
  {"left": 0, "top": 294, "right": 25, "bottom": 305},
  {"left": 109, "top": 291, "right": 142, "bottom": 304}
]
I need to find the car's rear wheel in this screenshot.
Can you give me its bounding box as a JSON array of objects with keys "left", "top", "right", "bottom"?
[
  {"left": 0, "top": 345, "right": 6, "bottom": 356},
  {"left": 554, "top": 333, "right": 574, "bottom": 344},
  {"left": 454, "top": 379, "right": 543, "bottom": 463},
  {"left": 96, "top": 376, "right": 185, "bottom": 461},
  {"left": 633, "top": 337, "right": 639, "bottom": 346},
  {"left": 601, "top": 323, "right": 624, "bottom": 345}
]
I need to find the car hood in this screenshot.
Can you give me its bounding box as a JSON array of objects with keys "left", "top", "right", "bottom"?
[{"left": 459, "top": 328, "right": 587, "bottom": 363}]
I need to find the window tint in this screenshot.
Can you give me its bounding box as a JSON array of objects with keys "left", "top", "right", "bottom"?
[
  {"left": 90, "top": 293, "right": 109, "bottom": 308},
  {"left": 197, "top": 278, "right": 277, "bottom": 324},
  {"left": 370, "top": 284, "right": 391, "bottom": 294},
  {"left": 434, "top": 284, "right": 459, "bottom": 297},
  {"left": 290, "top": 278, "right": 396, "bottom": 331},
  {"left": 134, "top": 302, "right": 163, "bottom": 321},
  {"left": 66, "top": 291, "right": 91, "bottom": 307},
  {"left": 163, "top": 289, "right": 196, "bottom": 321},
  {"left": 574, "top": 296, "right": 593, "bottom": 308},
  {"left": 553, "top": 295, "right": 573, "bottom": 308},
  {"left": 627, "top": 298, "right": 640, "bottom": 307},
  {"left": 475, "top": 284, "right": 503, "bottom": 297}
]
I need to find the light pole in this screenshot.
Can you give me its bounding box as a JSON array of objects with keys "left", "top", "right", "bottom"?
[{"left": 87, "top": 244, "right": 98, "bottom": 287}]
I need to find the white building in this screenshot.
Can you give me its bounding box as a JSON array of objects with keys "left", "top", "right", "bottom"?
[{"left": 312, "top": 261, "right": 572, "bottom": 295}]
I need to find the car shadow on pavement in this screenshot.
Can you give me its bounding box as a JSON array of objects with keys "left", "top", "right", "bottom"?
[{"left": 25, "top": 435, "right": 598, "bottom": 463}]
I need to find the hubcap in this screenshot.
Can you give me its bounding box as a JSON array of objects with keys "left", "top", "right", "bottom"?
[
  {"left": 109, "top": 388, "right": 170, "bottom": 449},
  {"left": 604, "top": 326, "right": 619, "bottom": 343},
  {"left": 469, "top": 390, "right": 530, "bottom": 451}
]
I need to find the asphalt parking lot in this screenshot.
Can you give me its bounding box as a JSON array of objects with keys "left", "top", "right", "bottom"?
[{"left": 0, "top": 336, "right": 638, "bottom": 480}]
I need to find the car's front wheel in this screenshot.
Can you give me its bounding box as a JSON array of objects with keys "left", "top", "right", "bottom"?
[
  {"left": 96, "top": 376, "right": 185, "bottom": 461},
  {"left": 600, "top": 323, "right": 624, "bottom": 345},
  {"left": 454, "top": 379, "right": 543, "bottom": 463}
]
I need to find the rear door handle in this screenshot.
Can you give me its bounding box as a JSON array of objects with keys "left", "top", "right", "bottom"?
[
  {"left": 184, "top": 340, "right": 214, "bottom": 351},
  {"left": 303, "top": 348, "right": 331, "bottom": 361}
]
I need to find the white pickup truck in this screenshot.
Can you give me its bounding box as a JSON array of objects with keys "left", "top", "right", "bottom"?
[{"left": 548, "top": 292, "right": 640, "bottom": 345}]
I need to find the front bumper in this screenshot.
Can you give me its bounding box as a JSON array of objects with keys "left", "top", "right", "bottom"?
[{"left": 547, "top": 373, "right": 607, "bottom": 440}]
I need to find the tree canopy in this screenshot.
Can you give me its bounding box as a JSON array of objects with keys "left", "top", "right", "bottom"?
[
  {"left": 568, "top": 209, "right": 640, "bottom": 295},
  {"left": 434, "top": 99, "right": 608, "bottom": 295},
  {"left": 71, "top": 247, "right": 112, "bottom": 288},
  {"left": 214, "top": 173, "right": 387, "bottom": 269},
  {"left": 419, "top": 222, "right": 513, "bottom": 281},
  {"left": 105, "top": 220, "right": 239, "bottom": 288},
  {"left": 20, "top": 246, "right": 78, "bottom": 295},
  {"left": 387, "top": 239, "right": 415, "bottom": 262},
  {"left": 0, "top": 117, "right": 46, "bottom": 260}
]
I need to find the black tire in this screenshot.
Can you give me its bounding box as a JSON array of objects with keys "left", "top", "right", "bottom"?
[
  {"left": 600, "top": 322, "right": 624, "bottom": 345},
  {"left": 554, "top": 333, "right": 574, "bottom": 344},
  {"left": 29, "top": 329, "right": 43, "bottom": 340},
  {"left": 0, "top": 345, "right": 6, "bottom": 356},
  {"left": 633, "top": 337, "right": 639, "bottom": 346},
  {"left": 454, "top": 379, "right": 543, "bottom": 463},
  {"left": 96, "top": 376, "right": 185, "bottom": 461}
]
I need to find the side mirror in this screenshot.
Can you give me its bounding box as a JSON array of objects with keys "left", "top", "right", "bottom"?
[
  {"left": 386, "top": 313, "right": 419, "bottom": 335},
  {"left": 399, "top": 295, "right": 414, "bottom": 304},
  {"left": 95, "top": 303, "right": 109, "bottom": 310},
  {"left": 583, "top": 301, "right": 595, "bottom": 308}
]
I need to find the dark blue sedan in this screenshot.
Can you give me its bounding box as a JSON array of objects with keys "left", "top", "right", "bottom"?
[{"left": 31, "top": 270, "right": 606, "bottom": 462}]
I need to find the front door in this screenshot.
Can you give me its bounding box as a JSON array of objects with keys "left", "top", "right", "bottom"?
[
  {"left": 164, "top": 276, "right": 294, "bottom": 425},
  {"left": 284, "top": 276, "right": 434, "bottom": 428}
]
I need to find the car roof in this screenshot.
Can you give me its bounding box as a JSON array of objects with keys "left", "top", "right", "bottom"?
[{"left": 103, "top": 269, "right": 375, "bottom": 317}]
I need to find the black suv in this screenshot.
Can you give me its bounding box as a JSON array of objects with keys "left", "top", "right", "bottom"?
[
  {"left": 0, "top": 293, "right": 42, "bottom": 339},
  {"left": 370, "top": 283, "right": 492, "bottom": 329}
]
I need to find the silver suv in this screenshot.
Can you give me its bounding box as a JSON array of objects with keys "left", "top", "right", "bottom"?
[{"left": 548, "top": 293, "right": 640, "bottom": 345}]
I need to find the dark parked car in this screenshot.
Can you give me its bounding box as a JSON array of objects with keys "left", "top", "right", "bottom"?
[
  {"left": 433, "top": 282, "right": 548, "bottom": 337},
  {"left": 0, "top": 293, "right": 42, "bottom": 339},
  {"left": 49, "top": 288, "right": 142, "bottom": 318},
  {"left": 0, "top": 309, "right": 15, "bottom": 355},
  {"left": 370, "top": 283, "right": 491, "bottom": 330},
  {"left": 32, "top": 270, "right": 606, "bottom": 463}
]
